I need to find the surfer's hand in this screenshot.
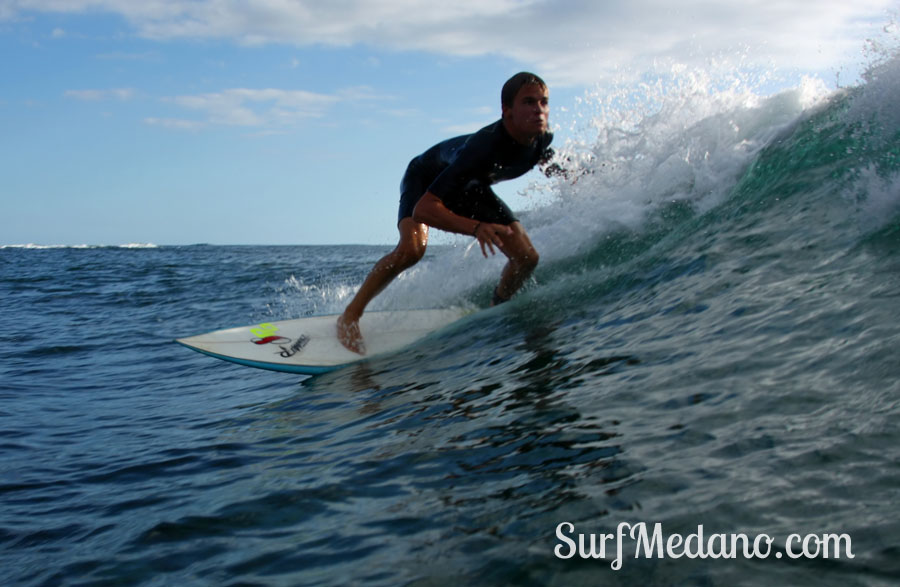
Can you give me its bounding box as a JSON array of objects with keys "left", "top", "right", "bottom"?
[
  {"left": 337, "top": 314, "right": 366, "bottom": 355},
  {"left": 474, "top": 223, "right": 512, "bottom": 257}
]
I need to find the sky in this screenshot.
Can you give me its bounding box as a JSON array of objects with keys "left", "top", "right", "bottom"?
[{"left": 1, "top": 0, "right": 896, "bottom": 246}]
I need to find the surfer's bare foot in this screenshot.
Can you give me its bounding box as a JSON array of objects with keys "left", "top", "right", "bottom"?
[
  {"left": 490, "top": 287, "right": 510, "bottom": 307},
  {"left": 337, "top": 313, "right": 366, "bottom": 355}
]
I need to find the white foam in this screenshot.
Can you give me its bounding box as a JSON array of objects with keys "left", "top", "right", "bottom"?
[
  {"left": 857, "top": 166, "right": 900, "bottom": 232},
  {"left": 0, "top": 243, "right": 158, "bottom": 249}
]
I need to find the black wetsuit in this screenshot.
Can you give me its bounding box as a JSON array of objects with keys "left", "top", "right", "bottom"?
[{"left": 398, "top": 120, "right": 554, "bottom": 225}]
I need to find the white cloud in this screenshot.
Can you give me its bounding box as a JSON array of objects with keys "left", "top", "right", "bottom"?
[
  {"left": 162, "top": 87, "right": 340, "bottom": 128},
  {"left": 64, "top": 88, "right": 135, "bottom": 101},
  {"left": 8, "top": 0, "right": 898, "bottom": 85},
  {"left": 143, "top": 117, "right": 205, "bottom": 131}
]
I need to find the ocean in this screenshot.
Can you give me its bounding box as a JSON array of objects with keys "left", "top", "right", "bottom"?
[{"left": 2, "top": 55, "right": 899, "bottom": 585}]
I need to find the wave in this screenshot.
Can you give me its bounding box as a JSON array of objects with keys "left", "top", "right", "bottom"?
[
  {"left": 382, "top": 58, "right": 895, "bottom": 305},
  {"left": 258, "top": 42, "right": 900, "bottom": 325},
  {"left": 0, "top": 243, "right": 159, "bottom": 250}
]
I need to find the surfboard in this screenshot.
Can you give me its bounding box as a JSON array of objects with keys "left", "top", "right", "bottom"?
[{"left": 176, "top": 308, "right": 468, "bottom": 375}]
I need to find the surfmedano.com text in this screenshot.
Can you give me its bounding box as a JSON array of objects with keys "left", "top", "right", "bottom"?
[{"left": 554, "top": 522, "right": 854, "bottom": 570}]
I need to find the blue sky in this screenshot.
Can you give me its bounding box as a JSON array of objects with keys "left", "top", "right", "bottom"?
[{"left": 1, "top": 0, "right": 895, "bottom": 245}]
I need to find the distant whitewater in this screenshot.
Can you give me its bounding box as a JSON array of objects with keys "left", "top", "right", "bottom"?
[{"left": 0, "top": 243, "right": 159, "bottom": 249}]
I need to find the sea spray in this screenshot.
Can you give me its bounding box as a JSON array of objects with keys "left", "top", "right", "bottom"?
[{"left": 364, "top": 66, "right": 836, "bottom": 312}]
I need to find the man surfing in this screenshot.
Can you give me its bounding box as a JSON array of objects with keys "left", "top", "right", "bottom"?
[{"left": 337, "top": 72, "right": 561, "bottom": 354}]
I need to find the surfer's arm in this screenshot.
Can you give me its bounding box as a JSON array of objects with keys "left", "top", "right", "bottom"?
[
  {"left": 413, "top": 192, "right": 510, "bottom": 257},
  {"left": 539, "top": 148, "right": 589, "bottom": 183},
  {"left": 539, "top": 147, "right": 562, "bottom": 178}
]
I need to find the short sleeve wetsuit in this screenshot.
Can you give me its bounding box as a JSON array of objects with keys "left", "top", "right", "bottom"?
[{"left": 398, "top": 120, "right": 554, "bottom": 225}]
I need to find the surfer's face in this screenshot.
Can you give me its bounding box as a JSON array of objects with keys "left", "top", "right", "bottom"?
[{"left": 503, "top": 83, "right": 549, "bottom": 144}]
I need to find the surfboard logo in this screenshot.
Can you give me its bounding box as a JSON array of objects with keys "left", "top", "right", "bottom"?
[
  {"left": 278, "top": 335, "right": 310, "bottom": 358},
  {"left": 253, "top": 335, "right": 290, "bottom": 345},
  {"left": 250, "top": 323, "right": 279, "bottom": 338},
  {"left": 247, "top": 322, "right": 310, "bottom": 357}
]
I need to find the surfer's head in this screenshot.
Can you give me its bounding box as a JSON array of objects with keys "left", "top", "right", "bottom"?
[
  {"left": 501, "top": 72, "right": 549, "bottom": 143},
  {"left": 501, "top": 72, "right": 547, "bottom": 109}
]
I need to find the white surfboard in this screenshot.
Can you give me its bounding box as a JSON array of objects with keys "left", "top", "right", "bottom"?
[{"left": 176, "top": 308, "right": 468, "bottom": 375}]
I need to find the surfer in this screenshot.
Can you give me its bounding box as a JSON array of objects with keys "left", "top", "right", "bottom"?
[{"left": 338, "top": 72, "right": 562, "bottom": 354}]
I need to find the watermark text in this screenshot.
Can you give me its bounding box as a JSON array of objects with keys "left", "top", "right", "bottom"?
[{"left": 554, "top": 522, "right": 854, "bottom": 570}]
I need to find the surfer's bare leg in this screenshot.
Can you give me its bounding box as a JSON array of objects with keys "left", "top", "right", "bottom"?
[
  {"left": 337, "top": 218, "right": 429, "bottom": 353},
  {"left": 493, "top": 221, "right": 539, "bottom": 304}
]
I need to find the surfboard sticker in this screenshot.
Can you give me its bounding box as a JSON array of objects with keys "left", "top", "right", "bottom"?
[{"left": 176, "top": 308, "right": 468, "bottom": 375}]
